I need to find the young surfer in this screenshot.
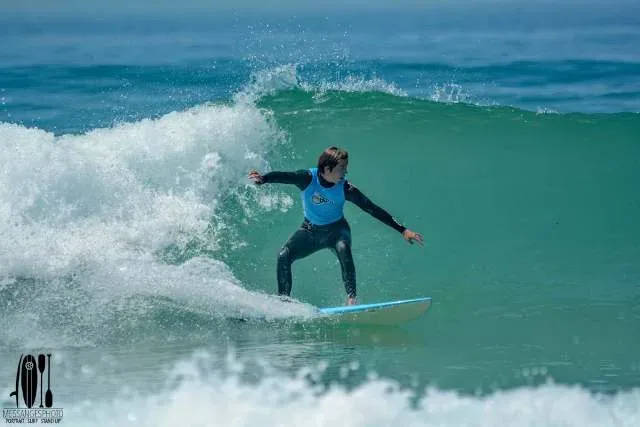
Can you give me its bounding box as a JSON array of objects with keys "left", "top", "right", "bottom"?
[{"left": 248, "top": 146, "right": 424, "bottom": 305}]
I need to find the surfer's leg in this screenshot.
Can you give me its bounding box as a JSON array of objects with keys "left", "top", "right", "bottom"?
[
  {"left": 331, "top": 224, "right": 356, "bottom": 299},
  {"left": 277, "top": 225, "right": 321, "bottom": 296}
]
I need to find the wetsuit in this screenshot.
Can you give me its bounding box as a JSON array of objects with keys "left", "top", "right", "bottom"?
[{"left": 261, "top": 169, "right": 406, "bottom": 298}]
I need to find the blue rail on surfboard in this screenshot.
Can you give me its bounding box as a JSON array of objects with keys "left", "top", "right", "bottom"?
[
  {"left": 227, "top": 297, "right": 432, "bottom": 325},
  {"left": 318, "top": 297, "right": 432, "bottom": 315}
]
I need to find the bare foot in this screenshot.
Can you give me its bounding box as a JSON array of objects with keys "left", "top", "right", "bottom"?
[{"left": 346, "top": 296, "right": 358, "bottom": 306}]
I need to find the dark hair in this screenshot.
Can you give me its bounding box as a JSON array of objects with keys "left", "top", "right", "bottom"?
[{"left": 317, "top": 146, "right": 348, "bottom": 172}]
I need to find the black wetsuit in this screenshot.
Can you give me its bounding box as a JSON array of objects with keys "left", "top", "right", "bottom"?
[{"left": 261, "top": 169, "right": 406, "bottom": 298}]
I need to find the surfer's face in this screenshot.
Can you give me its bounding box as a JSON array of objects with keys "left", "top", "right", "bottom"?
[{"left": 323, "top": 160, "right": 348, "bottom": 183}]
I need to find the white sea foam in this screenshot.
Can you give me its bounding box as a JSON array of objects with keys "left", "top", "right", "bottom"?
[
  {"left": 0, "top": 101, "right": 313, "bottom": 347},
  {"left": 59, "top": 351, "right": 640, "bottom": 427}
]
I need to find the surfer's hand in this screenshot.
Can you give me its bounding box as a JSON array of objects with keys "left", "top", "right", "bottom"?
[
  {"left": 248, "top": 170, "right": 264, "bottom": 185},
  {"left": 402, "top": 229, "right": 424, "bottom": 246}
]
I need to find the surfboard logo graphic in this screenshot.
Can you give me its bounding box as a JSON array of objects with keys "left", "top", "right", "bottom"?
[
  {"left": 20, "top": 355, "right": 38, "bottom": 408},
  {"left": 7, "top": 353, "right": 55, "bottom": 409}
]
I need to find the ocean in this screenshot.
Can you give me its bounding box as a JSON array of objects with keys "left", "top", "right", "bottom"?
[{"left": 1, "top": 3, "right": 639, "bottom": 426}]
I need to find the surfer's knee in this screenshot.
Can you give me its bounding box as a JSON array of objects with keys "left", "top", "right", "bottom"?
[
  {"left": 335, "top": 240, "right": 351, "bottom": 255},
  {"left": 278, "top": 246, "right": 291, "bottom": 263}
]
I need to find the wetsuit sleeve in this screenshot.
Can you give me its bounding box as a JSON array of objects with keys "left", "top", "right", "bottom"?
[
  {"left": 261, "top": 169, "right": 312, "bottom": 191},
  {"left": 344, "top": 181, "right": 407, "bottom": 233}
]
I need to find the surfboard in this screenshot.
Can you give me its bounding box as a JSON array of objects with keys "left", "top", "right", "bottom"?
[
  {"left": 20, "top": 354, "right": 38, "bottom": 408},
  {"left": 317, "top": 297, "right": 432, "bottom": 325}
]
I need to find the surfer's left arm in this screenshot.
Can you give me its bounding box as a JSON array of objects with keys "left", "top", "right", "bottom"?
[{"left": 344, "top": 181, "right": 424, "bottom": 246}]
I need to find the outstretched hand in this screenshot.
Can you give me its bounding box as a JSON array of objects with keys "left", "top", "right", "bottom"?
[
  {"left": 248, "top": 170, "right": 264, "bottom": 185},
  {"left": 402, "top": 229, "right": 424, "bottom": 246}
]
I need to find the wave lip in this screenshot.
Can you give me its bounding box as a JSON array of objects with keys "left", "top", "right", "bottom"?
[{"left": 235, "top": 63, "right": 407, "bottom": 105}]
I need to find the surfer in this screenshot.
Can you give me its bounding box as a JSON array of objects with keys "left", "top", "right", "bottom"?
[{"left": 248, "top": 146, "right": 424, "bottom": 306}]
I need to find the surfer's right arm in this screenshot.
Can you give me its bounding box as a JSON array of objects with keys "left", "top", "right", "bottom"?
[{"left": 248, "top": 169, "right": 312, "bottom": 191}]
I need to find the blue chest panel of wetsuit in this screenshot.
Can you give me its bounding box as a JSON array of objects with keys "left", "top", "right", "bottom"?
[{"left": 301, "top": 167, "right": 345, "bottom": 225}]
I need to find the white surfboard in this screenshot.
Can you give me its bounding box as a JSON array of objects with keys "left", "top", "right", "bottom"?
[{"left": 317, "top": 297, "right": 432, "bottom": 325}]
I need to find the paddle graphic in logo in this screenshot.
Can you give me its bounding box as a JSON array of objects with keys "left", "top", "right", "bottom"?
[{"left": 4, "top": 353, "right": 63, "bottom": 423}]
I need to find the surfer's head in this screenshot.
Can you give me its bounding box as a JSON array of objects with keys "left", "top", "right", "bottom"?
[{"left": 318, "top": 146, "right": 348, "bottom": 183}]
